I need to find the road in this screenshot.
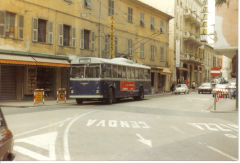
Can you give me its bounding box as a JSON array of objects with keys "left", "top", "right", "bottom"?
[{"left": 2, "top": 92, "right": 238, "bottom": 161}]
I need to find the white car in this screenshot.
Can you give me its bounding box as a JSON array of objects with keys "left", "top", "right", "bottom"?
[
  {"left": 198, "top": 83, "right": 213, "bottom": 94},
  {"left": 174, "top": 84, "right": 189, "bottom": 94}
]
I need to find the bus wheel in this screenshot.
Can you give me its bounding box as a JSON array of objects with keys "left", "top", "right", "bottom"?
[
  {"left": 139, "top": 88, "right": 144, "bottom": 100},
  {"left": 76, "top": 98, "right": 83, "bottom": 104},
  {"left": 106, "top": 88, "right": 114, "bottom": 104}
]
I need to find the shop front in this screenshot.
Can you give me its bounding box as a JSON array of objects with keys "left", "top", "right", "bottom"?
[
  {"left": 151, "top": 67, "right": 171, "bottom": 93},
  {"left": 0, "top": 51, "right": 70, "bottom": 101}
]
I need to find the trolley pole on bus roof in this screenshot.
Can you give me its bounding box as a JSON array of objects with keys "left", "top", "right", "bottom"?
[{"left": 110, "top": 15, "right": 114, "bottom": 58}]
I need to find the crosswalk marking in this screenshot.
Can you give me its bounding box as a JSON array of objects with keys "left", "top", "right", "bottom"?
[{"left": 14, "top": 132, "right": 58, "bottom": 161}]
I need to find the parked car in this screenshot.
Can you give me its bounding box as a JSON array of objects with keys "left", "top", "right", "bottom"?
[
  {"left": 0, "top": 108, "right": 14, "bottom": 161},
  {"left": 198, "top": 83, "right": 213, "bottom": 94},
  {"left": 174, "top": 84, "right": 189, "bottom": 94},
  {"left": 212, "top": 84, "right": 229, "bottom": 97},
  {"left": 228, "top": 82, "right": 236, "bottom": 99}
]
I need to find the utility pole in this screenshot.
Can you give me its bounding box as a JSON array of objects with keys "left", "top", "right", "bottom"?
[
  {"left": 110, "top": 15, "right": 114, "bottom": 58},
  {"left": 98, "top": 0, "right": 102, "bottom": 58}
]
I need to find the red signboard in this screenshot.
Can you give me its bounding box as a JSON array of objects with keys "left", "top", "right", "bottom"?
[
  {"left": 210, "top": 67, "right": 221, "bottom": 77},
  {"left": 120, "top": 81, "right": 135, "bottom": 91}
]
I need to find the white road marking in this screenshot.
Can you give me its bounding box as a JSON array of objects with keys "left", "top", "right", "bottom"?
[
  {"left": 15, "top": 132, "right": 58, "bottom": 160},
  {"left": 136, "top": 133, "right": 152, "bottom": 148},
  {"left": 170, "top": 126, "right": 185, "bottom": 134},
  {"left": 207, "top": 145, "right": 238, "bottom": 161},
  {"left": 15, "top": 117, "right": 73, "bottom": 138},
  {"left": 224, "top": 134, "right": 238, "bottom": 139},
  {"left": 14, "top": 146, "right": 50, "bottom": 161},
  {"left": 86, "top": 119, "right": 151, "bottom": 129},
  {"left": 63, "top": 111, "right": 96, "bottom": 161},
  {"left": 189, "top": 123, "right": 238, "bottom": 132}
]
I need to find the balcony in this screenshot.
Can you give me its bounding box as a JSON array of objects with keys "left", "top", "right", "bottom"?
[
  {"left": 181, "top": 53, "right": 202, "bottom": 64},
  {"left": 183, "top": 8, "right": 201, "bottom": 26},
  {"left": 183, "top": 31, "right": 202, "bottom": 45}
]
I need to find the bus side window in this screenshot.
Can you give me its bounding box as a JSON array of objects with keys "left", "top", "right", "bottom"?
[
  {"left": 122, "top": 67, "right": 126, "bottom": 78},
  {"left": 144, "top": 69, "right": 148, "bottom": 79},
  {"left": 139, "top": 69, "right": 144, "bottom": 79},
  {"left": 118, "top": 66, "right": 122, "bottom": 78},
  {"left": 127, "top": 67, "right": 131, "bottom": 79},
  {"left": 106, "top": 64, "right": 112, "bottom": 78},
  {"left": 113, "top": 65, "right": 118, "bottom": 78},
  {"left": 135, "top": 68, "right": 139, "bottom": 79},
  {"left": 131, "top": 67, "right": 135, "bottom": 79}
]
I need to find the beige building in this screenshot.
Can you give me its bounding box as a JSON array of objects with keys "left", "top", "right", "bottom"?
[{"left": 0, "top": 0, "right": 172, "bottom": 100}]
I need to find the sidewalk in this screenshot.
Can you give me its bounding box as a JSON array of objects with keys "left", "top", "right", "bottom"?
[
  {"left": 209, "top": 98, "right": 238, "bottom": 113},
  {"left": 0, "top": 99, "right": 76, "bottom": 108}
]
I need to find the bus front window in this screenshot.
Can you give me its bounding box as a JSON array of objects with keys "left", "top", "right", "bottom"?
[
  {"left": 71, "top": 66, "right": 84, "bottom": 78},
  {"left": 85, "top": 65, "right": 100, "bottom": 78}
]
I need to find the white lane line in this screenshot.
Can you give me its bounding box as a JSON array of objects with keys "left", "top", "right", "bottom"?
[
  {"left": 15, "top": 117, "right": 73, "bottom": 138},
  {"left": 63, "top": 111, "right": 97, "bottom": 161},
  {"left": 170, "top": 126, "right": 185, "bottom": 134},
  {"left": 207, "top": 145, "right": 238, "bottom": 161},
  {"left": 14, "top": 146, "right": 50, "bottom": 161}
]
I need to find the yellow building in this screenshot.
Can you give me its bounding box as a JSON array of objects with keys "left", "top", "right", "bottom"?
[{"left": 0, "top": 0, "right": 172, "bottom": 100}]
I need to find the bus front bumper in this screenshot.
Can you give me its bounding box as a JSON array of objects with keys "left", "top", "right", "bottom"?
[{"left": 69, "top": 95, "right": 104, "bottom": 99}]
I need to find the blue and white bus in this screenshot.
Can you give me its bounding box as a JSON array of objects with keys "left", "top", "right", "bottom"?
[{"left": 69, "top": 57, "right": 151, "bottom": 104}]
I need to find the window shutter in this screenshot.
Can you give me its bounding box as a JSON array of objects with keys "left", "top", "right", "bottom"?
[
  {"left": 114, "top": 37, "right": 118, "bottom": 56},
  {"left": 58, "top": 23, "right": 63, "bottom": 46},
  {"left": 48, "top": 21, "right": 53, "bottom": 44},
  {"left": 0, "top": 11, "right": 5, "bottom": 37},
  {"left": 80, "top": 29, "right": 84, "bottom": 49},
  {"left": 32, "top": 17, "right": 38, "bottom": 42},
  {"left": 72, "top": 26, "right": 76, "bottom": 48},
  {"left": 18, "top": 15, "right": 24, "bottom": 40},
  {"left": 91, "top": 31, "right": 95, "bottom": 50},
  {"left": 87, "top": 0, "right": 91, "bottom": 8}
]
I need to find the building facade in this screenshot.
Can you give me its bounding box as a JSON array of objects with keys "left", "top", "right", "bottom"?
[
  {"left": 0, "top": 0, "right": 172, "bottom": 100},
  {"left": 214, "top": 0, "right": 238, "bottom": 79}
]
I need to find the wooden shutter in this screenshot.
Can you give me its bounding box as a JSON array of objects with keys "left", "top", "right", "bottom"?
[
  {"left": 72, "top": 26, "right": 76, "bottom": 48},
  {"left": 58, "top": 23, "right": 63, "bottom": 46},
  {"left": 86, "top": 0, "right": 91, "bottom": 8},
  {"left": 91, "top": 31, "right": 95, "bottom": 50},
  {"left": 32, "top": 17, "right": 38, "bottom": 42},
  {"left": 18, "top": 15, "right": 24, "bottom": 40},
  {"left": 0, "top": 11, "right": 5, "bottom": 37},
  {"left": 80, "top": 29, "right": 84, "bottom": 49},
  {"left": 48, "top": 21, "right": 53, "bottom": 44}
]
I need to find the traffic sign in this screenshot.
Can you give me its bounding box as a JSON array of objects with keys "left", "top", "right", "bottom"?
[{"left": 210, "top": 67, "right": 221, "bottom": 77}]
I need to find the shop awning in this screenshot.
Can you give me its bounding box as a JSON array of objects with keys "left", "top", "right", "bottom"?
[
  {"left": 177, "top": 67, "right": 188, "bottom": 71},
  {"left": 162, "top": 68, "right": 172, "bottom": 74},
  {"left": 0, "top": 54, "right": 70, "bottom": 67}
]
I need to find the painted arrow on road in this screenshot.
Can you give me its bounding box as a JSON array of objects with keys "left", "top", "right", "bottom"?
[{"left": 136, "top": 133, "right": 152, "bottom": 148}]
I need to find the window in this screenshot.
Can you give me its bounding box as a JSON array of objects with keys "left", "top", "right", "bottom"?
[
  {"left": 38, "top": 19, "right": 47, "bottom": 43},
  {"left": 140, "top": 43, "right": 144, "bottom": 58},
  {"left": 150, "top": 45, "right": 155, "bottom": 60},
  {"left": 151, "top": 17, "right": 155, "bottom": 30},
  {"left": 63, "top": 25, "right": 70, "bottom": 46},
  {"left": 160, "top": 21, "right": 165, "bottom": 33},
  {"left": 84, "top": 0, "right": 91, "bottom": 9},
  {"left": 128, "top": 39, "right": 133, "bottom": 56},
  {"left": 140, "top": 13, "right": 145, "bottom": 26},
  {"left": 33, "top": 18, "right": 53, "bottom": 44},
  {"left": 5, "top": 12, "right": 16, "bottom": 38},
  {"left": 108, "top": 0, "right": 114, "bottom": 16},
  {"left": 80, "top": 29, "right": 94, "bottom": 50},
  {"left": 112, "top": 65, "right": 118, "bottom": 78},
  {"left": 160, "top": 47, "right": 164, "bottom": 61},
  {"left": 128, "top": 7, "right": 133, "bottom": 23}
]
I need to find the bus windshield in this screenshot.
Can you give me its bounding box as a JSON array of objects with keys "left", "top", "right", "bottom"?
[{"left": 71, "top": 64, "right": 100, "bottom": 78}]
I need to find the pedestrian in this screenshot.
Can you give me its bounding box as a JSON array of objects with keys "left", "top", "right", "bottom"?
[{"left": 170, "top": 83, "right": 175, "bottom": 93}]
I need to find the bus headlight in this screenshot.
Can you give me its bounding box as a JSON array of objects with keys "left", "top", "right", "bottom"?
[
  {"left": 96, "top": 89, "right": 100, "bottom": 94},
  {"left": 71, "top": 90, "right": 74, "bottom": 94}
]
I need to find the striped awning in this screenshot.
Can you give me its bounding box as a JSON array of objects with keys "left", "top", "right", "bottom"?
[{"left": 0, "top": 54, "right": 70, "bottom": 67}]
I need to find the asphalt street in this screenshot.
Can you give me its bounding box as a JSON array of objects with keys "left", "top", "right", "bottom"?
[{"left": 2, "top": 92, "right": 238, "bottom": 161}]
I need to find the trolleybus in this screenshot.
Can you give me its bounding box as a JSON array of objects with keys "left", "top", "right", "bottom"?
[{"left": 69, "top": 57, "right": 151, "bottom": 104}]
